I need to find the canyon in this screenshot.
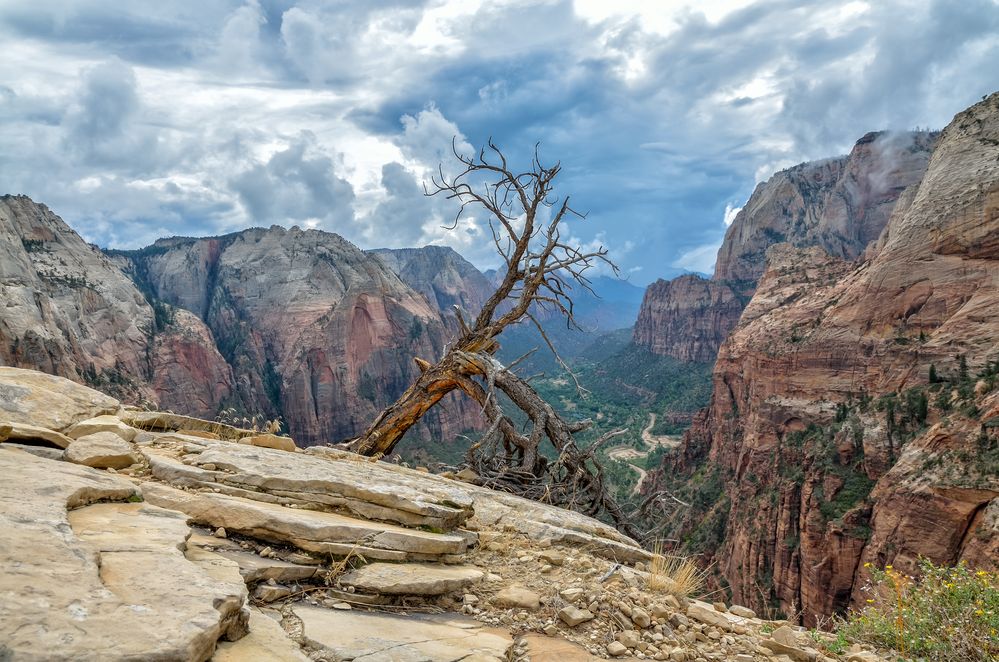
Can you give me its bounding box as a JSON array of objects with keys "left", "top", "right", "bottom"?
[
  {"left": 648, "top": 92, "right": 999, "bottom": 625},
  {"left": 633, "top": 130, "right": 938, "bottom": 365}
]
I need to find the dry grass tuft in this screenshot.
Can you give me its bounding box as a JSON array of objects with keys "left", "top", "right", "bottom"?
[{"left": 647, "top": 540, "right": 709, "bottom": 599}]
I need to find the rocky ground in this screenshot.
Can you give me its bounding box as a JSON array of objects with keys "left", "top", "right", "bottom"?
[{"left": 1, "top": 366, "right": 890, "bottom": 661}]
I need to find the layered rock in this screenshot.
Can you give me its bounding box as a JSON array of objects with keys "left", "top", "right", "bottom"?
[
  {"left": 633, "top": 275, "right": 744, "bottom": 363},
  {"left": 126, "top": 227, "right": 481, "bottom": 445},
  {"left": 649, "top": 93, "right": 999, "bottom": 625},
  {"left": 634, "top": 130, "right": 937, "bottom": 363},
  {"left": 0, "top": 195, "right": 156, "bottom": 399},
  {"left": 370, "top": 245, "right": 493, "bottom": 323},
  {"left": 0, "top": 197, "right": 238, "bottom": 410},
  {"left": 1, "top": 365, "right": 896, "bottom": 661}
]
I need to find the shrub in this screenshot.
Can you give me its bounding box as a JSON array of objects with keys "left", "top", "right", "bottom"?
[
  {"left": 647, "top": 540, "right": 709, "bottom": 599},
  {"left": 838, "top": 559, "right": 998, "bottom": 661}
]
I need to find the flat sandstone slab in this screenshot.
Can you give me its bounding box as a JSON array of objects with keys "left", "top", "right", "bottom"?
[
  {"left": 294, "top": 605, "right": 513, "bottom": 661},
  {"left": 0, "top": 366, "right": 119, "bottom": 431},
  {"left": 340, "top": 562, "right": 485, "bottom": 596},
  {"left": 0, "top": 448, "right": 247, "bottom": 661}
]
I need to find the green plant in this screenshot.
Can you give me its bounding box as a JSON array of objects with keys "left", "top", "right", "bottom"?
[{"left": 838, "top": 560, "right": 998, "bottom": 661}]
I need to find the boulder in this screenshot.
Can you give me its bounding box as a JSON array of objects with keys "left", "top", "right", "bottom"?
[
  {"left": 0, "top": 448, "right": 248, "bottom": 661},
  {"left": 64, "top": 431, "right": 140, "bottom": 469},
  {"left": 0, "top": 367, "right": 119, "bottom": 431},
  {"left": 339, "top": 562, "right": 484, "bottom": 596},
  {"left": 494, "top": 585, "right": 541, "bottom": 610},
  {"left": 239, "top": 433, "right": 297, "bottom": 452},
  {"left": 0, "top": 421, "right": 73, "bottom": 449},
  {"left": 65, "top": 415, "right": 138, "bottom": 442},
  {"left": 294, "top": 605, "right": 512, "bottom": 661}
]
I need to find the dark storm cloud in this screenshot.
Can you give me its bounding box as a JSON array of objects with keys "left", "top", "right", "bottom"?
[
  {"left": 0, "top": 0, "right": 997, "bottom": 279},
  {"left": 230, "top": 132, "right": 355, "bottom": 226}
]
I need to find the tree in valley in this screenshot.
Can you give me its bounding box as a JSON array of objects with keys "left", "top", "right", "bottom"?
[{"left": 346, "top": 139, "right": 639, "bottom": 538}]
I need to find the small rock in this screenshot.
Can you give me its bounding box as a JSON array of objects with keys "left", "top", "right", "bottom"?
[
  {"left": 543, "top": 624, "right": 558, "bottom": 636},
  {"left": 728, "top": 605, "right": 756, "bottom": 619},
  {"left": 214, "top": 527, "right": 227, "bottom": 539},
  {"left": 617, "top": 630, "right": 642, "bottom": 649},
  {"left": 607, "top": 641, "right": 628, "bottom": 657},
  {"left": 239, "top": 433, "right": 297, "bottom": 452},
  {"left": 201, "top": 463, "right": 217, "bottom": 471},
  {"left": 331, "top": 602, "right": 352, "bottom": 610},
  {"left": 712, "top": 601, "right": 727, "bottom": 613},
  {"left": 558, "top": 606, "right": 595, "bottom": 627},
  {"left": 463, "top": 594, "right": 479, "bottom": 605},
  {"left": 669, "top": 613, "right": 689, "bottom": 628},
  {"left": 259, "top": 546, "right": 273, "bottom": 558},
  {"left": 539, "top": 550, "right": 565, "bottom": 566},
  {"left": 253, "top": 583, "right": 291, "bottom": 603},
  {"left": 632, "top": 607, "right": 651, "bottom": 628},
  {"left": 455, "top": 468, "right": 479, "bottom": 482},
  {"left": 494, "top": 585, "right": 541, "bottom": 610}
]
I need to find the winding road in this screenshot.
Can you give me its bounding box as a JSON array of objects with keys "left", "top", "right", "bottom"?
[{"left": 607, "top": 413, "right": 683, "bottom": 496}]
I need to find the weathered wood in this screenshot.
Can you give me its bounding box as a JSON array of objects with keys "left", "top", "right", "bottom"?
[{"left": 346, "top": 140, "right": 637, "bottom": 539}]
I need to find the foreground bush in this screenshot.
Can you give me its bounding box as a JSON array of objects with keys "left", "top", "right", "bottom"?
[{"left": 837, "top": 559, "right": 998, "bottom": 661}]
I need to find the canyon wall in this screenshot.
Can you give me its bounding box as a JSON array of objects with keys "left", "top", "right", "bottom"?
[
  {"left": 633, "top": 131, "right": 937, "bottom": 363},
  {"left": 0, "top": 203, "right": 481, "bottom": 445},
  {"left": 649, "top": 93, "right": 999, "bottom": 625}
]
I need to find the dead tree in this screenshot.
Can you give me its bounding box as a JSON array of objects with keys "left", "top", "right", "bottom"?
[{"left": 346, "top": 139, "right": 639, "bottom": 539}]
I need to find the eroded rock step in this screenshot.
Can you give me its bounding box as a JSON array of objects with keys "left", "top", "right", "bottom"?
[
  {"left": 142, "top": 483, "right": 470, "bottom": 562},
  {"left": 339, "top": 562, "right": 485, "bottom": 596},
  {"left": 294, "top": 605, "right": 513, "bottom": 662},
  {"left": 143, "top": 441, "right": 473, "bottom": 530}
]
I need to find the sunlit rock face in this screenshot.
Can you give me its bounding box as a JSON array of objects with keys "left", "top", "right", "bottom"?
[
  {"left": 647, "top": 94, "right": 999, "bottom": 626},
  {"left": 634, "top": 130, "right": 937, "bottom": 364}
]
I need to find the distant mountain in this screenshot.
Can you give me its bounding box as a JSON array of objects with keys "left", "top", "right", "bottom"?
[
  {"left": 646, "top": 94, "right": 999, "bottom": 625},
  {"left": 0, "top": 201, "right": 480, "bottom": 446},
  {"left": 633, "top": 130, "right": 938, "bottom": 364}
]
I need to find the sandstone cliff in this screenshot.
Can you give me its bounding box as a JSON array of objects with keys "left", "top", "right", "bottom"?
[
  {"left": 0, "top": 195, "right": 232, "bottom": 408},
  {"left": 633, "top": 131, "right": 937, "bottom": 363},
  {"left": 649, "top": 93, "right": 999, "bottom": 625},
  {"left": 0, "top": 202, "right": 482, "bottom": 446},
  {"left": 633, "top": 275, "right": 744, "bottom": 363},
  {"left": 369, "top": 246, "right": 493, "bottom": 324},
  {"left": 124, "top": 227, "right": 482, "bottom": 446}
]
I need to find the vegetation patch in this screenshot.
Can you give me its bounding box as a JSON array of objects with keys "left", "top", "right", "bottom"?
[{"left": 837, "top": 560, "right": 998, "bottom": 662}]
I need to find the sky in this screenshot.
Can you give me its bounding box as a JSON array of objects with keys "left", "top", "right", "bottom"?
[{"left": 1, "top": 0, "right": 997, "bottom": 284}]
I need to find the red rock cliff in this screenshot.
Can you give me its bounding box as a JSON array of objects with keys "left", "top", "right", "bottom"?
[
  {"left": 634, "top": 131, "right": 937, "bottom": 363},
  {"left": 649, "top": 93, "right": 999, "bottom": 626},
  {"left": 132, "top": 227, "right": 482, "bottom": 446}
]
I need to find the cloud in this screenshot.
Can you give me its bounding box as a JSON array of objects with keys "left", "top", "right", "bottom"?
[
  {"left": 0, "top": 0, "right": 997, "bottom": 286},
  {"left": 671, "top": 242, "right": 718, "bottom": 275},
  {"left": 723, "top": 203, "right": 742, "bottom": 226},
  {"left": 229, "top": 131, "right": 355, "bottom": 228}
]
